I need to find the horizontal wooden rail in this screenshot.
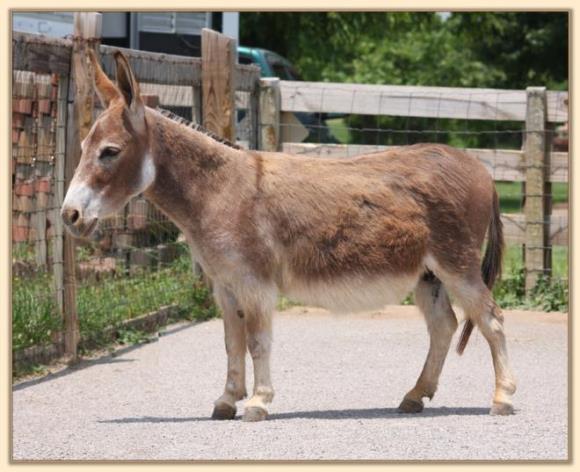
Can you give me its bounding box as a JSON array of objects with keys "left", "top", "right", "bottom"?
[
  {"left": 12, "top": 32, "right": 72, "bottom": 75},
  {"left": 279, "top": 80, "right": 568, "bottom": 123},
  {"left": 282, "top": 143, "right": 568, "bottom": 183},
  {"left": 235, "top": 64, "right": 262, "bottom": 92},
  {"left": 501, "top": 212, "right": 568, "bottom": 246},
  {"left": 100, "top": 45, "right": 201, "bottom": 86},
  {"left": 13, "top": 32, "right": 259, "bottom": 91}
]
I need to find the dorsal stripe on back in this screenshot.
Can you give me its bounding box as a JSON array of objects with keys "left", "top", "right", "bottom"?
[{"left": 155, "top": 107, "right": 242, "bottom": 150}]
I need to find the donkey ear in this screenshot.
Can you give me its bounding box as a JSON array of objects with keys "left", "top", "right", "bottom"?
[
  {"left": 113, "top": 50, "right": 143, "bottom": 111},
  {"left": 88, "top": 49, "right": 120, "bottom": 108}
]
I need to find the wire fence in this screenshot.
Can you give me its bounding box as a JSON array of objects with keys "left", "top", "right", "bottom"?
[
  {"left": 12, "top": 28, "right": 568, "bottom": 370},
  {"left": 266, "top": 80, "right": 569, "bottom": 297},
  {"left": 11, "top": 30, "right": 260, "bottom": 367},
  {"left": 12, "top": 70, "right": 64, "bottom": 357}
]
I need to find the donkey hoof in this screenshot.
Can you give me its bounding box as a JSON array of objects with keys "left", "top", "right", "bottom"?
[
  {"left": 212, "top": 402, "right": 237, "bottom": 420},
  {"left": 398, "top": 398, "right": 424, "bottom": 414},
  {"left": 242, "top": 406, "right": 268, "bottom": 422},
  {"left": 490, "top": 402, "right": 514, "bottom": 416}
]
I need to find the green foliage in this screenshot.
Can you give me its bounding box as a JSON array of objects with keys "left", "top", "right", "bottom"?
[
  {"left": 493, "top": 268, "right": 568, "bottom": 312},
  {"left": 528, "top": 274, "right": 569, "bottom": 312},
  {"left": 12, "top": 253, "right": 218, "bottom": 352},
  {"left": 12, "top": 272, "right": 62, "bottom": 351},
  {"left": 493, "top": 245, "right": 568, "bottom": 312},
  {"left": 116, "top": 328, "right": 156, "bottom": 346},
  {"left": 495, "top": 181, "right": 568, "bottom": 214},
  {"left": 241, "top": 12, "right": 568, "bottom": 150},
  {"left": 240, "top": 12, "right": 567, "bottom": 89},
  {"left": 449, "top": 13, "right": 568, "bottom": 90},
  {"left": 14, "top": 362, "right": 49, "bottom": 379},
  {"left": 493, "top": 267, "right": 527, "bottom": 309},
  {"left": 277, "top": 296, "right": 300, "bottom": 311}
]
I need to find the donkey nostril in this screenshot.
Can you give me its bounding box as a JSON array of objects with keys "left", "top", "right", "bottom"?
[
  {"left": 62, "top": 208, "right": 81, "bottom": 226},
  {"left": 70, "top": 210, "right": 80, "bottom": 225}
]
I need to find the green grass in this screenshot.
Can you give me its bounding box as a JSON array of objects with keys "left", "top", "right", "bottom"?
[
  {"left": 12, "top": 272, "right": 63, "bottom": 351},
  {"left": 493, "top": 244, "right": 568, "bottom": 312},
  {"left": 12, "top": 251, "right": 217, "bottom": 352},
  {"left": 503, "top": 244, "right": 568, "bottom": 280},
  {"left": 495, "top": 181, "right": 568, "bottom": 214},
  {"left": 13, "top": 237, "right": 568, "bottom": 354},
  {"left": 326, "top": 117, "right": 350, "bottom": 144}
]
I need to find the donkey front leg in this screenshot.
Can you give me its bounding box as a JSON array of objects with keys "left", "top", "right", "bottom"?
[
  {"left": 212, "top": 285, "right": 247, "bottom": 420},
  {"left": 243, "top": 311, "right": 274, "bottom": 422}
]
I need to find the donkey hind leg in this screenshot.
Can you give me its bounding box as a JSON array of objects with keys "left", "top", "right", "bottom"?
[
  {"left": 243, "top": 310, "right": 274, "bottom": 422},
  {"left": 399, "top": 272, "right": 458, "bottom": 413},
  {"left": 211, "top": 285, "right": 247, "bottom": 420},
  {"left": 444, "top": 274, "right": 517, "bottom": 415}
]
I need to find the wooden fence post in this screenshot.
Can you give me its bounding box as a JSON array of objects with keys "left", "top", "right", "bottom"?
[
  {"left": 258, "top": 78, "right": 281, "bottom": 152},
  {"left": 52, "top": 75, "right": 69, "bottom": 316},
  {"left": 197, "top": 28, "right": 235, "bottom": 278},
  {"left": 524, "top": 86, "right": 549, "bottom": 293},
  {"left": 247, "top": 69, "right": 261, "bottom": 150},
  {"left": 62, "top": 12, "right": 102, "bottom": 361},
  {"left": 201, "top": 28, "right": 236, "bottom": 141}
]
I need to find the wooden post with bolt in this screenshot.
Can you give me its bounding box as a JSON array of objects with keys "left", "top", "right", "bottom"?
[{"left": 62, "top": 12, "right": 102, "bottom": 361}]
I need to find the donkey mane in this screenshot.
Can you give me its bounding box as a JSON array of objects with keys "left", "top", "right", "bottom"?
[{"left": 155, "top": 107, "right": 242, "bottom": 150}]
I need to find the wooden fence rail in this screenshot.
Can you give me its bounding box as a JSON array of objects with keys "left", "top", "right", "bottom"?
[
  {"left": 281, "top": 143, "right": 568, "bottom": 183},
  {"left": 13, "top": 31, "right": 260, "bottom": 91},
  {"left": 278, "top": 80, "right": 568, "bottom": 123}
]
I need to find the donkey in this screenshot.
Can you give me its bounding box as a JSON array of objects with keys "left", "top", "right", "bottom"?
[{"left": 61, "top": 50, "right": 516, "bottom": 422}]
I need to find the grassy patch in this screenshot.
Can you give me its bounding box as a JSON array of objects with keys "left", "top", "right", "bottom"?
[
  {"left": 12, "top": 272, "right": 62, "bottom": 352},
  {"left": 494, "top": 244, "right": 568, "bottom": 312},
  {"left": 495, "top": 181, "right": 568, "bottom": 214},
  {"left": 494, "top": 268, "right": 568, "bottom": 312},
  {"left": 12, "top": 251, "right": 218, "bottom": 352},
  {"left": 326, "top": 117, "right": 350, "bottom": 144},
  {"left": 277, "top": 296, "right": 301, "bottom": 311},
  {"left": 503, "top": 244, "right": 568, "bottom": 279}
]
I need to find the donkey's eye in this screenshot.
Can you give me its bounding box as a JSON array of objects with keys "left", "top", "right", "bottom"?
[{"left": 99, "top": 147, "right": 121, "bottom": 162}]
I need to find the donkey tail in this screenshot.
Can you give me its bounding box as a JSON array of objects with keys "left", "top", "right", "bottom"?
[{"left": 456, "top": 187, "right": 504, "bottom": 355}]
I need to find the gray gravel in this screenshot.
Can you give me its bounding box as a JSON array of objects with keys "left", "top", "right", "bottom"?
[{"left": 12, "top": 305, "right": 568, "bottom": 461}]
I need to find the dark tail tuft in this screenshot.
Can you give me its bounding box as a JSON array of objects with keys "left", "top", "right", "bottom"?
[{"left": 457, "top": 188, "right": 504, "bottom": 355}]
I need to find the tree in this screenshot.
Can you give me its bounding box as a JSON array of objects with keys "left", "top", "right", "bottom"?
[
  {"left": 240, "top": 12, "right": 568, "bottom": 148},
  {"left": 240, "top": 12, "right": 568, "bottom": 89}
]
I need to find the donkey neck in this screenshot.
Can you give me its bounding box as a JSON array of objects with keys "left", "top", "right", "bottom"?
[{"left": 143, "top": 108, "right": 251, "bottom": 232}]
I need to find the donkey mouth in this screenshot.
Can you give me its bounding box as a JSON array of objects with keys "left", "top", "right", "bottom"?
[
  {"left": 66, "top": 218, "right": 99, "bottom": 239},
  {"left": 82, "top": 218, "right": 99, "bottom": 237}
]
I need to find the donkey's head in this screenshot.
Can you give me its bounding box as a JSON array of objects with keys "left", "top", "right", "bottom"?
[{"left": 61, "top": 50, "right": 154, "bottom": 238}]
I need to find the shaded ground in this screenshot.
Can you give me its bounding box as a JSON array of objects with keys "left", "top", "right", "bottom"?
[{"left": 12, "top": 305, "right": 568, "bottom": 461}]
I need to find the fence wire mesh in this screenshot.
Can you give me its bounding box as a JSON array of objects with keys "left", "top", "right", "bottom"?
[
  {"left": 12, "top": 40, "right": 568, "bottom": 369},
  {"left": 12, "top": 70, "right": 216, "bottom": 365},
  {"left": 271, "top": 82, "right": 568, "bottom": 311},
  {"left": 12, "top": 70, "right": 64, "bottom": 355}
]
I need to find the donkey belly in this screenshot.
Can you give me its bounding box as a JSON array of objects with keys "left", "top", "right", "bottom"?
[{"left": 282, "top": 271, "right": 421, "bottom": 313}]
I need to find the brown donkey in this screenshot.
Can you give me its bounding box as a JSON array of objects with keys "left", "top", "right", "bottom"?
[{"left": 61, "top": 51, "right": 516, "bottom": 422}]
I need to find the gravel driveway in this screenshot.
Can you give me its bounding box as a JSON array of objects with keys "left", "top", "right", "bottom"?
[{"left": 12, "top": 305, "right": 568, "bottom": 461}]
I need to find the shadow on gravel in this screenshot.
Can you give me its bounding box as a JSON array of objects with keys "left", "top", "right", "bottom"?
[
  {"left": 99, "top": 406, "right": 489, "bottom": 424},
  {"left": 268, "top": 407, "right": 490, "bottom": 420}
]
